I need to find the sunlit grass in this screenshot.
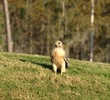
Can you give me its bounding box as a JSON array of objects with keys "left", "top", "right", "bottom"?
[{"left": 0, "top": 52, "right": 110, "bottom": 100}]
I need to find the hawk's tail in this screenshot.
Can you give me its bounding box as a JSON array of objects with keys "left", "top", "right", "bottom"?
[{"left": 64, "top": 58, "right": 68, "bottom": 68}]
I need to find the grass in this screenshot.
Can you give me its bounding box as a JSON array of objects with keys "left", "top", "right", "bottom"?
[{"left": 0, "top": 52, "right": 110, "bottom": 100}]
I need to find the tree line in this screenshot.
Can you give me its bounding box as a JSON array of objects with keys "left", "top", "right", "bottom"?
[{"left": 0, "top": 0, "right": 110, "bottom": 63}]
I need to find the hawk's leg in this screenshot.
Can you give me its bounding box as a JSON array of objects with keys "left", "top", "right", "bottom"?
[
  {"left": 61, "top": 62, "right": 66, "bottom": 76},
  {"left": 52, "top": 64, "right": 57, "bottom": 76}
]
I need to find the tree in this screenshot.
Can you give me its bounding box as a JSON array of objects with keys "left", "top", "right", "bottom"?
[
  {"left": 90, "top": 0, "right": 95, "bottom": 62},
  {"left": 3, "top": 0, "right": 13, "bottom": 52},
  {"left": 1, "top": 0, "right": 110, "bottom": 62}
]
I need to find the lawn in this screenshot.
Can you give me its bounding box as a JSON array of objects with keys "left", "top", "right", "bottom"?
[{"left": 0, "top": 52, "right": 110, "bottom": 100}]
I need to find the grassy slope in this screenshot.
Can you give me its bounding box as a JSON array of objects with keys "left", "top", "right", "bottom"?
[{"left": 0, "top": 52, "right": 110, "bottom": 100}]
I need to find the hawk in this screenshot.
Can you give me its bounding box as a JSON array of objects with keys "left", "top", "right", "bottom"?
[{"left": 50, "top": 41, "right": 68, "bottom": 75}]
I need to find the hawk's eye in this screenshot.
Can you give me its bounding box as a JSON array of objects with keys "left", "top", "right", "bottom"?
[{"left": 58, "top": 41, "right": 61, "bottom": 44}]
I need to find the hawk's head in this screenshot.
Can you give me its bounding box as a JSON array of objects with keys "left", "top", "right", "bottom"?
[{"left": 55, "top": 41, "right": 63, "bottom": 48}]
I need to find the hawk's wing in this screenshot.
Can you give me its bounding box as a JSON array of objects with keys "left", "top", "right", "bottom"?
[{"left": 64, "top": 58, "right": 68, "bottom": 68}]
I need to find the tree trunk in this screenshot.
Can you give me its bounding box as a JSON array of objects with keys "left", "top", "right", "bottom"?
[
  {"left": 90, "top": 0, "right": 94, "bottom": 62},
  {"left": 3, "top": 0, "right": 13, "bottom": 52},
  {"left": 46, "top": 8, "right": 50, "bottom": 55}
]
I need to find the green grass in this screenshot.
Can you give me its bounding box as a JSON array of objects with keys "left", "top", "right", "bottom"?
[{"left": 0, "top": 52, "right": 110, "bottom": 100}]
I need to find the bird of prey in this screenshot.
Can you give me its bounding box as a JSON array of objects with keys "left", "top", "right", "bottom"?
[{"left": 50, "top": 40, "right": 68, "bottom": 76}]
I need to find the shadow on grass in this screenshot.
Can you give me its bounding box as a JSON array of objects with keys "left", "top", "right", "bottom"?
[
  {"left": 20, "top": 59, "right": 52, "bottom": 71},
  {"left": 35, "top": 62, "right": 52, "bottom": 71}
]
